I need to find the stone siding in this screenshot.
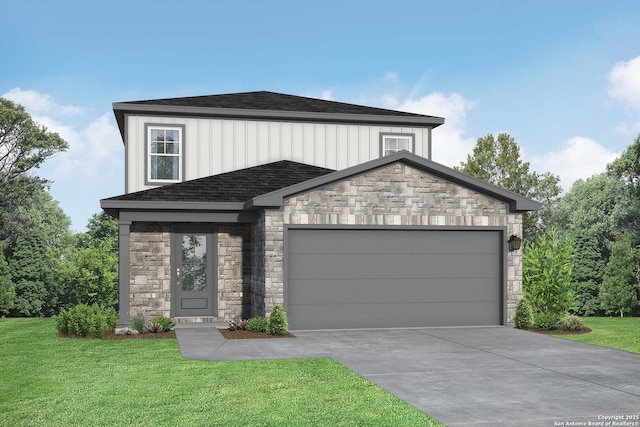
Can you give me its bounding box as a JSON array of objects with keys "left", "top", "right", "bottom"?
[
  {"left": 263, "top": 163, "right": 523, "bottom": 325},
  {"left": 217, "top": 224, "right": 254, "bottom": 320},
  {"left": 129, "top": 222, "right": 172, "bottom": 319}
]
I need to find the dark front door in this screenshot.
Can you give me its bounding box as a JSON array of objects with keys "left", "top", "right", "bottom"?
[{"left": 173, "top": 232, "right": 216, "bottom": 317}]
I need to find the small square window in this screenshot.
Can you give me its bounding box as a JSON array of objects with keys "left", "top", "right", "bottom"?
[
  {"left": 147, "top": 125, "right": 183, "bottom": 183},
  {"left": 381, "top": 134, "right": 414, "bottom": 156}
]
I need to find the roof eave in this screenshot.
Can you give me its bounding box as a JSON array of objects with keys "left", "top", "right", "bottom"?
[
  {"left": 100, "top": 199, "right": 246, "bottom": 212},
  {"left": 112, "top": 103, "right": 445, "bottom": 140}
]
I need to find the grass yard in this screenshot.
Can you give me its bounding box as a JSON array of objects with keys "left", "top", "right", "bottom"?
[
  {"left": 552, "top": 316, "right": 640, "bottom": 354},
  {"left": 0, "top": 318, "right": 443, "bottom": 427}
]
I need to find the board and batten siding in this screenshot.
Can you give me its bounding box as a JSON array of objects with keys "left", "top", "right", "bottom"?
[{"left": 125, "top": 115, "right": 432, "bottom": 193}]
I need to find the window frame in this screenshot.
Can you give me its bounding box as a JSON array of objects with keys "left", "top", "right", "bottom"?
[
  {"left": 380, "top": 133, "right": 415, "bottom": 157},
  {"left": 145, "top": 124, "right": 185, "bottom": 185}
]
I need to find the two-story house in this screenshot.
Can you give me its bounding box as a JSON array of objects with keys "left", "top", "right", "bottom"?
[{"left": 101, "top": 91, "right": 539, "bottom": 329}]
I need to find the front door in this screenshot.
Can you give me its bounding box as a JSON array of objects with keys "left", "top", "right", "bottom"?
[{"left": 173, "top": 232, "right": 216, "bottom": 317}]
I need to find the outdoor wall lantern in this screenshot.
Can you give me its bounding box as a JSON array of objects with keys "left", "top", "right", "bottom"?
[{"left": 507, "top": 235, "right": 522, "bottom": 252}]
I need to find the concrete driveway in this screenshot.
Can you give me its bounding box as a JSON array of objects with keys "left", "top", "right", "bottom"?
[{"left": 176, "top": 325, "right": 640, "bottom": 426}]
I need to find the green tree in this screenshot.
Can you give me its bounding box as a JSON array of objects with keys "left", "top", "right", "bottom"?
[
  {"left": 457, "top": 133, "right": 561, "bottom": 242},
  {"left": 606, "top": 135, "right": 640, "bottom": 237},
  {"left": 523, "top": 229, "right": 575, "bottom": 323},
  {"left": 57, "top": 242, "right": 118, "bottom": 309},
  {"left": 85, "top": 212, "right": 118, "bottom": 253},
  {"left": 6, "top": 187, "right": 71, "bottom": 316},
  {"left": 600, "top": 233, "right": 639, "bottom": 317},
  {"left": 570, "top": 234, "right": 605, "bottom": 316},
  {"left": 56, "top": 213, "right": 119, "bottom": 310},
  {"left": 0, "top": 98, "right": 68, "bottom": 244},
  {"left": 0, "top": 251, "right": 14, "bottom": 315},
  {"left": 554, "top": 173, "right": 625, "bottom": 254}
]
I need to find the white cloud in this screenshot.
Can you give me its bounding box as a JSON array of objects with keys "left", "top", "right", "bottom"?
[
  {"left": 608, "top": 55, "right": 640, "bottom": 109},
  {"left": 530, "top": 137, "right": 619, "bottom": 192},
  {"left": 3, "top": 87, "right": 84, "bottom": 116},
  {"left": 608, "top": 56, "right": 640, "bottom": 136},
  {"left": 397, "top": 92, "right": 477, "bottom": 167}
]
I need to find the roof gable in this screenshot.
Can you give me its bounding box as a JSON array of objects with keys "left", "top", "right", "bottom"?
[{"left": 249, "top": 151, "right": 541, "bottom": 213}]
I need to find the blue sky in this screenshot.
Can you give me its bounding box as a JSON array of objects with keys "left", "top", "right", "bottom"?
[{"left": 2, "top": 0, "right": 640, "bottom": 231}]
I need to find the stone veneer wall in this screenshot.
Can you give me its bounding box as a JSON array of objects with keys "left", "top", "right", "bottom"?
[
  {"left": 129, "top": 222, "right": 172, "bottom": 319},
  {"left": 217, "top": 224, "right": 254, "bottom": 320},
  {"left": 250, "top": 214, "right": 266, "bottom": 317},
  {"left": 262, "top": 163, "right": 523, "bottom": 326},
  {"left": 129, "top": 222, "right": 259, "bottom": 322}
]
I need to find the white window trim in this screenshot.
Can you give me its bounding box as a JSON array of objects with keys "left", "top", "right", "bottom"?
[
  {"left": 146, "top": 124, "right": 184, "bottom": 184},
  {"left": 380, "top": 133, "right": 415, "bottom": 157}
]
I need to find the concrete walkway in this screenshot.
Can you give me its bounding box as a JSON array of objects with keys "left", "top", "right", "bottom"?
[{"left": 175, "top": 325, "right": 640, "bottom": 427}]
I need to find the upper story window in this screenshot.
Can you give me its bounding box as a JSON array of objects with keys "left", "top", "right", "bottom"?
[
  {"left": 381, "top": 133, "right": 414, "bottom": 156},
  {"left": 147, "top": 125, "right": 183, "bottom": 183}
]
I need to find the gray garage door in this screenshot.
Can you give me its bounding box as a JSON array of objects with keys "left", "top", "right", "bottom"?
[{"left": 286, "top": 228, "right": 503, "bottom": 330}]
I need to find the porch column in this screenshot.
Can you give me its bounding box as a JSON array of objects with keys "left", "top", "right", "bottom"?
[{"left": 117, "top": 219, "right": 132, "bottom": 326}]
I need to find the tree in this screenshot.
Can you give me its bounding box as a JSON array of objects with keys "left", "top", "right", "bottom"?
[
  {"left": 523, "top": 229, "right": 575, "bottom": 323},
  {"left": 607, "top": 135, "right": 640, "bottom": 237},
  {"left": 5, "top": 187, "right": 71, "bottom": 316},
  {"left": 0, "top": 251, "right": 14, "bottom": 315},
  {"left": 554, "top": 173, "right": 625, "bottom": 255},
  {"left": 570, "top": 234, "right": 605, "bottom": 316},
  {"left": 600, "top": 233, "right": 639, "bottom": 317},
  {"left": 457, "top": 133, "right": 561, "bottom": 242},
  {"left": 56, "top": 213, "right": 119, "bottom": 310},
  {"left": 0, "top": 98, "right": 68, "bottom": 244},
  {"left": 85, "top": 211, "right": 118, "bottom": 253},
  {"left": 57, "top": 242, "right": 118, "bottom": 309}
]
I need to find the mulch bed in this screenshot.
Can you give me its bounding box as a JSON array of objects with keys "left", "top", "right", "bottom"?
[
  {"left": 218, "top": 328, "right": 295, "bottom": 339},
  {"left": 58, "top": 331, "right": 177, "bottom": 340},
  {"left": 526, "top": 327, "right": 592, "bottom": 335}
]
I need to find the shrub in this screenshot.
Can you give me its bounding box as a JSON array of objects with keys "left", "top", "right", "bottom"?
[
  {"left": 226, "top": 319, "right": 247, "bottom": 331},
  {"left": 561, "top": 315, "right": 584, "bottom": 332},
  {"left": 515, "top": 297, "right": 534, "bottom": 329},
  {"left": 534, "top": 312, "right": 561, "bottom": 331},
  {"left": 523, "top": 229, "right": 575, "bottom": 321},
  {"left": 146, "top": 322, "right": 163, "bottom": 334},
  {"left": 246, "top": 316, "right": 268, "bottom": 332},
  {"left": 55, "top": 304, "right": 118, "bottom": 338},
  {"left": 131, "top": 313, "right": 147, "bottom": 334},
  {"left": 150, "top": 316, "right": 175, "bottom": 332},
  {"left": 268, "top": 305, "right": 288, "bottom": 336}
]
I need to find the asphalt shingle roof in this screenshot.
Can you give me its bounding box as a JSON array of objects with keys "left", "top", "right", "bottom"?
[
  {"left": 104, "top": 160, "right": 334, "bottom": 203},
  {"left": 124, "top": 91, "right": 435, "bottom": 118}
]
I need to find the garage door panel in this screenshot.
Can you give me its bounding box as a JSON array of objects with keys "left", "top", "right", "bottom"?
[
  {"left": 288, "top": 229, "right": 500, "bottom": 255},
  {"left": 287, "top": 229, "right": 503, "bottom": 329},
  {"left": 289, "top": 278, "right": 500, "bottom": 305},
  {"left": 288, "top": 301, "right": 501, "bottom": 330},
  {"left": 288, "top": 253, "right": 499, "bottom": 279}
]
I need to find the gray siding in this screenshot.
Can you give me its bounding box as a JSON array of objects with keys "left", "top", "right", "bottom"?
[{"left": 125, "top": 115, "right": 431, "bottom": 193}]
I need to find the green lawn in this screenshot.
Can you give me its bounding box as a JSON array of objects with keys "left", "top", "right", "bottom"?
[
  {"left": 0, "top": 318, "right": 443, "bottom": 427},
  {"left": 552, "top": 316, "right": 640, "bottom": 354}
]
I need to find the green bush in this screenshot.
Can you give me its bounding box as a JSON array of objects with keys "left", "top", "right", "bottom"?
[
  {"left": 561, "top": 315, "right": 584, "bottom": 332},
  {"left": 246, "top": 316, "right": 268, "bottom": 332},
  {"left": 131, "top": 313, "right": 147, "bottom": 334},
  {"left": 268, "top": 305, "right": 288, "bottom": 335},
  {"left": 150, "top": 316, "right": 175, "bottom": 332},
  {"left": 534, "top": 312, "right": 561, "bottom": 331},
  {"left": 515, "top": 297, "right": 534, "bottom": 329},
  {"left": 55, "top": 304, "right": 118, "bottom": 338}
]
